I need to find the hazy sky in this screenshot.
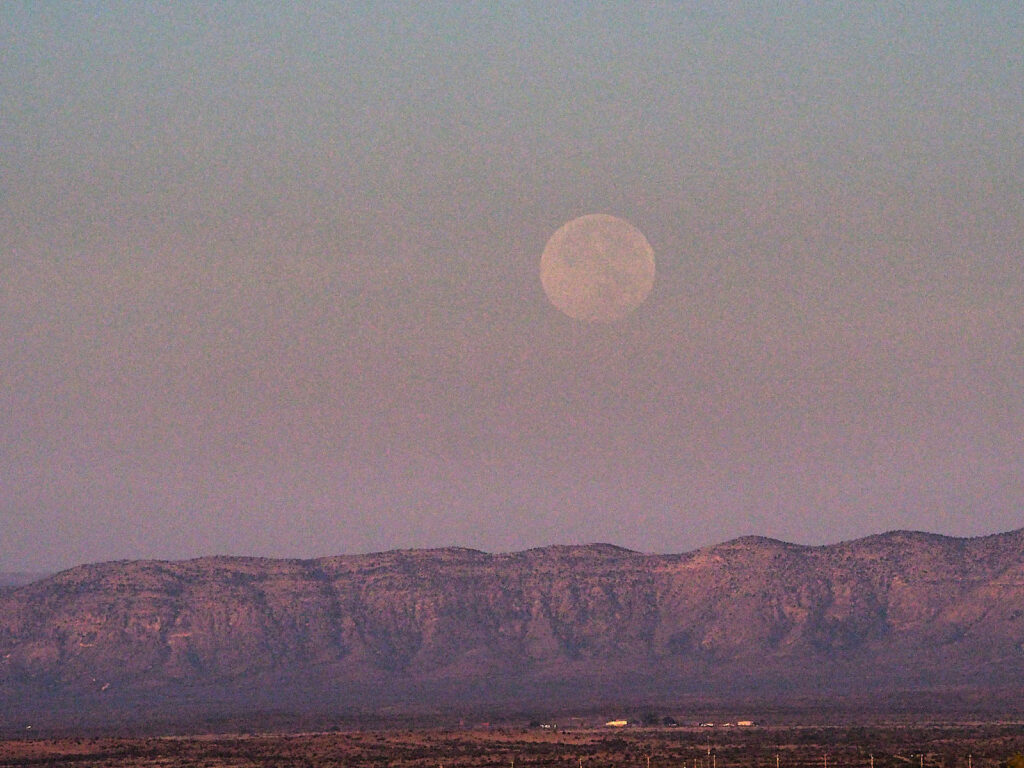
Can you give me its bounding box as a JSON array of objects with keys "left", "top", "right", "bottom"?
[{"left": 2, "top": 3, "right": 1022, "bottom": 572}]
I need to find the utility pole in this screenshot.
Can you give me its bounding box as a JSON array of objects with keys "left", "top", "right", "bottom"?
[
  {"left": 777, "top": 754, "right": 780, "bottom": 768},
  {"left": 825, "top": 755, "right": 828, "bottom": 768}
]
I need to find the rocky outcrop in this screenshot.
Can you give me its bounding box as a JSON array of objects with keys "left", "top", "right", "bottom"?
[{"left": 2, "top": 530, "right": 1023, "bottom": 713}]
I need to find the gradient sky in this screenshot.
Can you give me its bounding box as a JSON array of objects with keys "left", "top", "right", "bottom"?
[{"left": 2, "top": 3, "right": 1022, "bottom": 572}]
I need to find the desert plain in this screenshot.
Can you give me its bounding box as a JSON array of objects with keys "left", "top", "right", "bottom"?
[{"left": 2, "top": 722, "right": 1024, "bottom": 768}]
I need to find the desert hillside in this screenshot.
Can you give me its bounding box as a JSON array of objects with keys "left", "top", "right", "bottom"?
[{"left": 2, "top": 529, "right": 1023, "bottom": 726}]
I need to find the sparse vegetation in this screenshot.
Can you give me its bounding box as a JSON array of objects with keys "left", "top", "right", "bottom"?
[{"left": 1, "top": 725, "right": 1023, "bottom": 768}]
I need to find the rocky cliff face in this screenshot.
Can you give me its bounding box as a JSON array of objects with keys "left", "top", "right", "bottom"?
[{"left": 2, "top": 530, "right": 1023, "bottom": 717}]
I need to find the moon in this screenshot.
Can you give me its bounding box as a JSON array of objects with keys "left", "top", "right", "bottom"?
[{"left": 540, "top": 214, "right": 655, "bottom": 322}]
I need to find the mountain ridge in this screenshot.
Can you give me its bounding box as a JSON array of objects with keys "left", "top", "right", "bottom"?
[
  {"left": 17, "top": 527, "right": 1024, "bottom": 576},
  {"left": 2, "top": 528, "right": 1023, "bottom": 729}
]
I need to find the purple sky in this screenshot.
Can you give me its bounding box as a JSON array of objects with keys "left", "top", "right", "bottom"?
[{"left": 2, "top": 4, "right": 1022, "bottom": 572}]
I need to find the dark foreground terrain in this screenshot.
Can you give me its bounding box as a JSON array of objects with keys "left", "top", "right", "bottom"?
[{"left": 2, "top": 724, "right": 1023, "bottom": 768}]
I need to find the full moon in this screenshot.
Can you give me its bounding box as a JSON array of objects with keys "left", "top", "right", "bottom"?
[{"left": 540, "top": 214, "right": 655, "bottom": 322}]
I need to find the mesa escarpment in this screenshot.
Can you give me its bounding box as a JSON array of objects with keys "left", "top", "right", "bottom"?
[{"left": 2, "top": 529, "right": 1023, "bottom": 720}]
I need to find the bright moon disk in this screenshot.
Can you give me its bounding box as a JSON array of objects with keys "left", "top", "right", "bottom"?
[{"left": 540, "top": 214, "right": 655, "bottom": 322}]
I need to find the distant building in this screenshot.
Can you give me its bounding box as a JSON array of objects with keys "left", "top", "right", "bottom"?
[
  {"left": 737, "top": 720, "right": 755, "bottom": 727},
  {"left": 605, "top": 720, "right": 628, "bottom": 728}
]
